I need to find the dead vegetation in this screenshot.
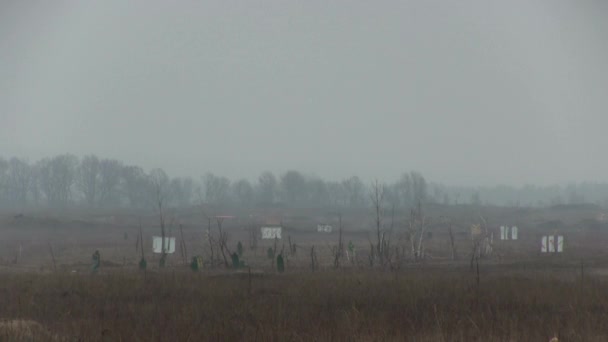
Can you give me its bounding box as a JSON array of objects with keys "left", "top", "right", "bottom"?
[
  {"left": 0, "top": 268, "right": 607, "bottom": 341},
  {"left": 2, "top": 203, "right": 608, "bottom": 340}
]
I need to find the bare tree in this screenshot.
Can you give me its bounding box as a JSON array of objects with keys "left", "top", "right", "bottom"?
[
  {"left": 370, "top": 180, "right": 387, "bottom": 266},
  {"left": 469, "top": 216, "right": 492, "bottom": 268},
  {"left": 280, "top": 170, "right": 307, "bottom": 206},
  {"left": 256, "top": 171, "right": 277, "bottom": 205},
  {"left": 200, "top": 207, "right": 217, "bottom": 267},
  {"left": 407, "top": 201, "right": 428, "bottom": 261},
  {"left": 171, "top": 177, "right": 195, "bottom": 208},
  {"left": 343, "top": 176, "right": 365, "bottom": 208},
  {"left": 233, "top": 179, "right": 254, "bottom": 206},
  {"left": 248, "top": 224, "right": 259, "bottom": 251},
  {"left": 97, "top": 158, "right": 123, "bottom": 207},
  {"left": 7, "top": 157, "right": 32, "bottom": 209},
  {"left": 215, "top": 216, "right": 231, "bottom": 268},
  {"left": 150, "top": 168, "right": 171, "bottom": 267},
  {"left": 448, "top": 222, "right": 457, "bottom": 260},
  {"left": 203, "top": 173, "right": 231, "bottom": 205},
  {"left": 332, "top": 213, "right": 343, "bottom": 268},
  {"left": 121, "top": 165, "right": 148, "bottom": 208},
  {"left": 77, "top": 155, "right": 100, "bottom": 207},
  {"left": 37, "top": 154, "right": 78, "bottom": 208}
]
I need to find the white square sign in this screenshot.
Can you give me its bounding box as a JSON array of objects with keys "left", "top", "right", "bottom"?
[
  {"left": 261, "top": 227, "right": 282, "bottom": 239},
  {"left": 153, "top": 236, "right": 176, "bottom": 254}
]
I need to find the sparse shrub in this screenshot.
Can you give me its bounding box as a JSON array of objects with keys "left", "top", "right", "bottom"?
[
  {"left": 231, "top": 252, "right": 240, "bottom": 269},
  {"left": 276, "top": 254, "right": 284, "bottom": 273},
  {"left": 139, "top": 258, "right": 147, "bottom": 271},
  {"left": 190, "top": 257, "right": 199, "bottom": 271},
  {"left": 91, "top": 250, "right": 100, "bottom": 274}
]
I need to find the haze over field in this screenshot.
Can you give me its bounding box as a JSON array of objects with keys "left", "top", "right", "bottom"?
[{"left": 1, "top": 1, "right": 607, "bottom": 186}]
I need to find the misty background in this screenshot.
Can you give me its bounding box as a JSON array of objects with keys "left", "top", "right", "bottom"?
[{"left": 1, "top": 1, "right": 607, "bottom": 202}]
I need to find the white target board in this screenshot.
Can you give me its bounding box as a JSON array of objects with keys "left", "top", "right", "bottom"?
[
  {"left": 501, "top": 226, "right": 518, "bottom": 240},
  {"left": 317, "top": 224, "right": 333, "bottom": 233},
  {"left": 541, "top": 236, "right": 548, "bottom": 253},
  {"left": 152, "top": 236, "right": 176, "bottom": 254},
  {"left": 261, "top": 227, "right": 282, "bottom": 239},
  {"left": 541, "top": 235, "right": 563, "bottom": 253},
  {"left": 548, "top": 236, "right": 555, "bottom": 252}
]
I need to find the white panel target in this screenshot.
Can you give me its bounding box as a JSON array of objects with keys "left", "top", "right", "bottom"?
[
  {"left": 317, "top": 225, "right": 333, "bottom": 233},
  {"left": 261, "top": 227, "right": 282, "bottom": 239},
  {"left": 152, "top": 236, "right": 176, "bottom": 254},
  {"left": 541, "top": 235, "right": 563, "bottom": 253}
]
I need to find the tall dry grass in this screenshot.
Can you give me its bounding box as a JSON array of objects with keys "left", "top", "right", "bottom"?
[{"left": 0, "top": 268, "right": 606, "bottom": 341}]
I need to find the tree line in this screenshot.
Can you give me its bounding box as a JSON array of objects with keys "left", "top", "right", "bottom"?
[
  {"left": 0, "top": 154, "right": 429, "bottom": 210},
  {"left": 0, "top": 154, "right": 606, "bottom": 211}
]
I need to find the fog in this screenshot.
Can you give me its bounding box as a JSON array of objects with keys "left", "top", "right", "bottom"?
[{"left": 1, "top": 1, "right": 607, "bottom": 187}]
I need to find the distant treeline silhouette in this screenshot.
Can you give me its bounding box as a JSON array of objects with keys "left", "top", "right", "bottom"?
[{"left": 0, "top": 154, "right": 606, "bottom": 210}]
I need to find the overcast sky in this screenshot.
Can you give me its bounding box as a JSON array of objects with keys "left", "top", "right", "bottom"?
[{"left": 1, "top": 1, "right": 607, "bottom": 186}]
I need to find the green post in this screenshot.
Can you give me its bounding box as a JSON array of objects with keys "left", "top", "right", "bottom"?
[
  {"left": 139, "top": 258, "right": 147, "bottom": 271},
  {"left": 190, "top": 256, "right": 199, "bottom": 271},
  {"left": 91, "top": 250, "right": 101, "bottom": 274},
  {"left": 231, "top": 252, "right": 240, "bottom": 269},
  {"left": 277, "top": 254, "right": 284, "bottom": 273}
]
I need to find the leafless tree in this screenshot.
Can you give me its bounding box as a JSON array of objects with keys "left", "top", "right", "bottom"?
[
  {"left": 469, "top": 216, "right": 493, "bottom": 269},
  {"left": 7, "top": 157, "right": 32, "bottom": 209},
  {"left": 77, "top": 155, "right": 100, "bottom": 207},
  {"left": 37, "top": 154, "right": 78, "bottom": 208},
  {"left": 343, "top": 176, "right": 365, "bottom": 208},
  {"left": 248, "top": 224, "right": 258, "bottom": 251},
  {"left": 256, "top": 171, "right": 277, "bottom": 205},
  {"left": 150, "top": 168, "right": 171, "bottom": 267},
  {"left": 370, "top": 180, "right": 387, "bottom": 266},
  {"left": 233, "top": 179, "right": 254, "bottom": 206},
  {"left": 407, "top": 201, "right": 428, "bottom": 261},
  {"left": 332, "top": 213, "right": 343, "bottom": 268},
  {"left": 447, "top": 222, "right": 457, "bottom": 260},
  {"left": 121, "top": 165, "right": 148, "bottom": 208},
  {"left": 197, "top": 202, "right": 217, "bottom": 268},
  {"left": 97, "top": 158, "right": 123, "bottom": 207},
  {"left": 215, "top": 216, "right": 231, "bottom": 268},
  {"left": 203, "top": 173, "right": 231, "bottom": 205}
]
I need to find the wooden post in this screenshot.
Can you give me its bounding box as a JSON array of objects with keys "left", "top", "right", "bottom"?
[
  {"left": 48, "top": 243, "right": 57, "bottom": 272},
  {"left": 179, "top": 224, "right": 188, "bottom": 265}
]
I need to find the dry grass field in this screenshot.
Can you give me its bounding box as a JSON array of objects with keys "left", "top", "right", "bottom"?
[
  {"left": 1, "top": 269, "right": 608, "bottom": 341},
  {"left": 0, "top": 204, "right": 608, "bottom": 341}
]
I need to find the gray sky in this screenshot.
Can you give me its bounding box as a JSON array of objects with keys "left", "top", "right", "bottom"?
[{"left": 1, "top": 1, "right": 607, "bottom": 186}]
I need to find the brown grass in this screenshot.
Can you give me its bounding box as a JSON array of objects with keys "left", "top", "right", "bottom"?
[
  {"left": 0, "top": 267, "right": 607, "bottom": 341},
  {"left": 0, "top": 319, "right": 55, "bottom": 341}
]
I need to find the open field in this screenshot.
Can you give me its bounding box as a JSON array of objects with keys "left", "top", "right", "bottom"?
[
  {"left": 1, "top": 204, "right": 608, "bottom": 340},
  {"left": 2, "top": 268, "right": 608, "bottom": 341}
]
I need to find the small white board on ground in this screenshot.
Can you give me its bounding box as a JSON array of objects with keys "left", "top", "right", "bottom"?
[
  {"left": 152, "top": 236, "right": 176, "bottom": 254},
  {"left": 511, "top": 226, "right": 518, "bottom": 240},
  {"left": 317, "top": 224, "right": 333, "bottom": 233},
  {"left": 261, "top": 227, "right": 282, "bottom": 239}
]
